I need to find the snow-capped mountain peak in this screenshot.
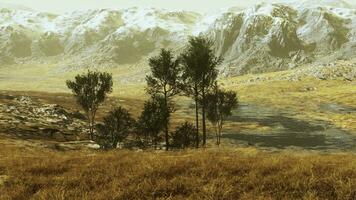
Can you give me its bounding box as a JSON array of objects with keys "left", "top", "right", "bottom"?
[{"left": 0, "top": 1, "right": 355, "bottom": 76}]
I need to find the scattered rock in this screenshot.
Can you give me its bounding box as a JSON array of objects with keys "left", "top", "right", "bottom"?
[
  {"left": 0, "top": 94, "right": 88, "bottom": 141},
  {"left": 87, "top": 143, "right": 101, "bottom": 149},
  {"left": 303, "top": 87, "right": 317, "bottom": 92}
]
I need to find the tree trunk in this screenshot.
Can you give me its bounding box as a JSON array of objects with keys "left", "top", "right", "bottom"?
[
  {"left": 194, "top": 85, "right": 199, "bottom": 148},
  {"left": 202, "top": 88, "right": 206, "bottom": 147},
  {"left": 214, "top": 124, "right": 218, "bottom": 146},
  {"left": 217, "top": 119, "right": 223, "bottom": 146},
  {"left": 91, "top": 111, "right": 96, "bottom": 141},
  {"left": 87, "top": 112, "right": 93, "bottom": 140},
  {"left": 164, "top": 88, "right": 169, "bottom": 151},
  {"left": 90, "top": 118, "right": 94, "bottom": 140}
]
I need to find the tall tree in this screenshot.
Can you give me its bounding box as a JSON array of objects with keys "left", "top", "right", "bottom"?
[
  {"left": 180, "top": 36, "right": 222, "bottom": 147},
  {"left": 146, "top": 49, "right": 181, "bottom": 150},
  {"left": 66, "top": 71, "right": 113, "bottom": 140},
  {"left": 206, "top": 86, "right": 238, "bottom": 146}
]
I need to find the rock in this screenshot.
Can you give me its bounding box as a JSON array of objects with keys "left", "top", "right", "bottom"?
[
  {"left": 41, "top": 128, "right": 60, "bottom": 137},
  {"left": 87, "top": 143, "right": 101, "bottom": 149},
  {"left": 0, "top": 93, "right": 88, "bottom": 141},
  {"left": 70, "top": 111, "right": 87, "bottom": 120},
  {"left": 15, "top": 96, "right": 32, "bottom": 104},
  {"left": 304, "top": 87, "right": 317, "bottom": 92}
]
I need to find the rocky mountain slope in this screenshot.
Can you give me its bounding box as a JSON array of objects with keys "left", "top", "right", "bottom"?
[{"left": 0, "top": 0, "right": 355, "bottom": 76}]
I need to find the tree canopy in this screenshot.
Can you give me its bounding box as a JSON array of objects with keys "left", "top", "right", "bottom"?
[
  {"left": 146, "top": 49, "right": 181, "bottom": 150},
  {"left": 66, "top": 71, "right": 113, "bottom": 139}
]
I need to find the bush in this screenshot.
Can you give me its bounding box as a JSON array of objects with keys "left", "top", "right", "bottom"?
[
  {"left": 95, "top": 107, "right": 134, "bottom": 149},
  {"left": 136, "top": 95, "right": 167, "bottom": 148},
  {"left": 171, "top": 122, "right": 197, "bottom": 149}
]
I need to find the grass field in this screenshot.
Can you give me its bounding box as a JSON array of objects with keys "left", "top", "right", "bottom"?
[
  {"left": 1, "top": 62, "right": 355, "bottom": 132},
  {"left": 223, "top": 76, "right": 356, "bottom": 133},
  {"left": 0, "top": 140, "right": 355, "bottom": 200},
  {"left": 0, "top": 62, "right": 355, "bottom": 199}
]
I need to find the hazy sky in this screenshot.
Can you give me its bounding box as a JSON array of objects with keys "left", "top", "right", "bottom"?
[{"left": 0, "top": 0, "right": 356, "bottom": 14}]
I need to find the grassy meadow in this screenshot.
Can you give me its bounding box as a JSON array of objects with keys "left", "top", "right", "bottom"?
[
  {"left": 1, "top": 62, "right": 355, "bottom": 132},
  {"left": 0, "top": 140, "right": 356, "bottom": 200},
  {"left": 0, "top": 62, "right": 355, "bottom": 199}
]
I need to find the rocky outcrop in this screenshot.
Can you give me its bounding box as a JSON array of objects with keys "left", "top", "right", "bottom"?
[
  {"left": 0, "top": 95, "right": 88, "bottom": 141},
  {"left": 225, "top": 59, "right": 356, "bottom": 85}
]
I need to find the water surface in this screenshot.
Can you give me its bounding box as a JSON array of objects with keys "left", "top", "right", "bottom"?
[{"left": 222, "top": 104, "right": 356, "bottom": 151}]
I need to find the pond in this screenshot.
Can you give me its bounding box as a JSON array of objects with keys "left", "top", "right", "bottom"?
[{"left": 222, "top": 104, "right": 356, "bottom": 151}]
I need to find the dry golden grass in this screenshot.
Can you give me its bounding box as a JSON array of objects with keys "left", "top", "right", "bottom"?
[
  {"left": 0, "top": 63, "right": 147, "bottom": 98},
  {"left": 0, "top": 90, "right": 145, "bottom": 120},
  {"left": 222, "top": 77, "right": 356, "bottom": 132},
  {"left": 0, "top": 144, "right": 355, "bottom": 200},
  {"left": 0, "top": 64, "right": 355, "bottom": 199}
]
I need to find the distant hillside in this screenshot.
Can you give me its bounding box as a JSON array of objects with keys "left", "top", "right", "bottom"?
[{"left": 0, "top": 0, "right": 355, "bottom": 76}]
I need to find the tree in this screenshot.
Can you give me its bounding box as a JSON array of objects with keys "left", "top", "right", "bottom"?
[
  {"left": 171, "top": 122, "right": 197, "bottom": 149},
  {"left": 146, "top": 49, "right": 181, "bottom": 150},
  {"left": 66, "top": 71, "right": 113, "bottom": 140},
  {"left": 136, "top": 95, "right": 167, "bottom": 148},
  {"left": 96, "top": 107, "right": 135, "bottom": 149},
  {"left": 180, "top": 36, "right": 222, "bottom": 147},
  {"left": 206, "top": 86, "right": 238, "bottom": 146}
]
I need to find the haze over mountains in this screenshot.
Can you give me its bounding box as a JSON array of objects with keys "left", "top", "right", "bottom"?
[{"left": 0, "top": 0, "right": 355, "bottom": 76}]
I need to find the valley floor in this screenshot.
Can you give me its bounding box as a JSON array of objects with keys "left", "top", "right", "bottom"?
[{"left": 0, "top": 61, "right": 355, "bottom": 199}]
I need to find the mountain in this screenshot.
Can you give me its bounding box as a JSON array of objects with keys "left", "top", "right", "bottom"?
[
  {"left": 0, "top": 0, "right": 355, "bottom": 76},
  {"left": 0, "top": 7, "right": 200, "bottom": 66},
  {"left": 0, "top": 3, "right": 34, "bottom": 11},
  {"left": 201, "top": 0, "right": 356, "bottom": 75}
]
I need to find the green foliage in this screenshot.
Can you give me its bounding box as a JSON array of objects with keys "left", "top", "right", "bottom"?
[
  {"left": 180, "top": 36, "right": 222, "bottom": 96},
  {"left": 146, "top": 49, "right": 181, "bottom": 97},
  {"left": 206, "top": 86, "right": 238, "bottom": 145},
  {"left": 171, "top": 122, "right": 197, "bottom": 149},
  {"left": 136, "top": 95, "right": 168, "bottom": 147},
  {"left": 146, "top": 48, "right": 181, "bottom": 150},
  {"left": 66, "top": 71, "right": 113, "bottom": 139},
  {"left": 96, "top": 107, "right": 135, "bottom": 149},
  {"left": 180, "top": 36, "right": 222, "bottom": 147}
]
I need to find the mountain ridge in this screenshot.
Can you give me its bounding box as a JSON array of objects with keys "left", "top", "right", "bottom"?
[{"left": 0, "top": 0, "right": 355, "bottom": 76}]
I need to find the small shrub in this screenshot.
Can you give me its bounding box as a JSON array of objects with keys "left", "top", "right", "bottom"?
[
  {"left": 136, "top": 95, "right": 167, "bottom": 147},
  {"left": 96, "top": 107, "right": 134, "bottom": 149},
  {"left": 171, "top": 122, "right": 197, "bottom": 149}
]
